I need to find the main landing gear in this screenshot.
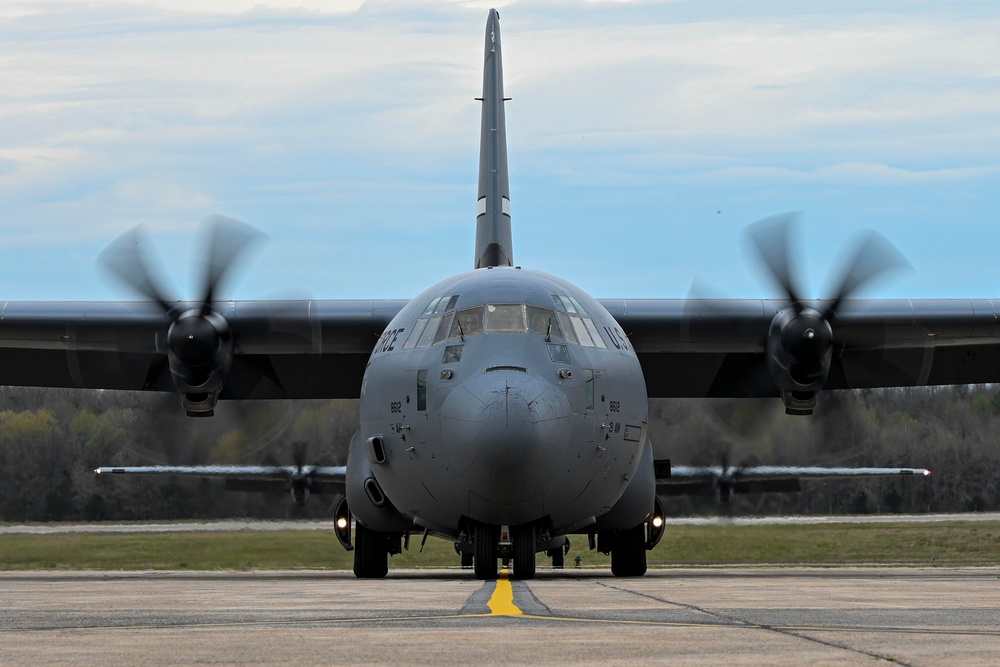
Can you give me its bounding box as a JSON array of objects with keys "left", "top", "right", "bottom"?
[
  {"left": 601, "top": 524, "right": 647, "bottom": 577},
  {"left": 546, "top": 541, "right": 569, "bottom": 569},
  {"left": 353, "top": 523, "right": 404, "bottom": 578}
]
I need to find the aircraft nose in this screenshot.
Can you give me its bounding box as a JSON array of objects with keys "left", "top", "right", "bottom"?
[{"left": 441, "top": 369, "right": 572, "bottom": 511}]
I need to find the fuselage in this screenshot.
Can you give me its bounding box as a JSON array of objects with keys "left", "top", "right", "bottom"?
[{"left": 356, "top": 266, "right": 650, "bottom": 537}]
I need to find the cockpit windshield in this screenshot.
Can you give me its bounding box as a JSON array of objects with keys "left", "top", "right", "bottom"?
[{"left": 402, "top": 295, "right": 606, "bottom": 349}]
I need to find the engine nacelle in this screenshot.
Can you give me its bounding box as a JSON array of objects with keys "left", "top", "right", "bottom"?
[
  {"left": 162, "top": 309, "right": 235, "bottom": 417},
  {"left": 766, "top": 306, "right": 834, "bottom": 415},
  {"left": 345, "top": 430, "right": 413, "bottom": 533}
]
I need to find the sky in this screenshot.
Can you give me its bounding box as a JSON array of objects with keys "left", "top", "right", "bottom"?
[{"left": 0, "top": 0, "right": 997, "bottom": 303}]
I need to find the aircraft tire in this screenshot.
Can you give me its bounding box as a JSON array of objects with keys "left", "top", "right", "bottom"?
[
  {"left": 461, "top": 552, "right": 474, "bottom": 569},
  {"left": 512, "top": 524, "right": 536, "bottom": 580},
  {"left": 473, "top": 523, "right": 498, "bottom": 580},
  {"left": 610, "top": 524, "right": 647, "bottom": 577},
  {"left": 549, "top": 548, "right": 564, "bottom": 569},
  {"left": 353, "top": 523, "right": 389, "bottom": 578}
]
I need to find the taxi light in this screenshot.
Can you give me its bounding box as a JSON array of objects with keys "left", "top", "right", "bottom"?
[
  {"left": 646, "top": 498, "right": 667, "bottom": 550},
  {"left": 333, "top": 497, "right": 353, "bottom": 552}
]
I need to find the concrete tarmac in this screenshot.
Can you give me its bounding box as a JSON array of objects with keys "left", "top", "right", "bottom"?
[
  {"left": 1, "top": 567, "right": 998, "bottom": 666},
  {"left": 4, "top": 513, "right": 1000, "bottom": 534}
]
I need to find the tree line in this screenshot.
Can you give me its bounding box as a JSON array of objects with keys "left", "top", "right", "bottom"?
[{"left": 0, "top": 385, "right": 996, "bottom": 522}]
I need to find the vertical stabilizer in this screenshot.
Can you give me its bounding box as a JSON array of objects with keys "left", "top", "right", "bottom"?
[{"left": 475, "top": 9, "right": 513, "bottom": 269}]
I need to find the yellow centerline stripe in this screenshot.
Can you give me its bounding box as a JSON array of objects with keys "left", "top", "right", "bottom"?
[{"left": 487, "top": 568, "right": 523, "bottom": 616}]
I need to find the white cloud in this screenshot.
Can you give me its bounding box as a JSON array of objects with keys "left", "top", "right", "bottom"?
[
  {"left": 0, "top": 1, "right": 996, "bottom": 299},
  {"left": 706, "top": 162, "right": 999, "bottom": 185}
]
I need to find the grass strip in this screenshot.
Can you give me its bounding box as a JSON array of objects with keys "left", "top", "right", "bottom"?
[{"left": 0, "top": 522, "right": 998, "bottom": 570}]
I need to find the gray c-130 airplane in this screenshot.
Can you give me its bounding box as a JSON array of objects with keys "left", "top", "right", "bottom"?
[{"left": 9, "top": 8, "right": 972, "bottom": 579}]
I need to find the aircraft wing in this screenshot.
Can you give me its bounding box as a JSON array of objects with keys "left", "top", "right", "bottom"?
[
  {"left": 658, "top": 464, "right": 930, "bottom": 496},
  {"left": 601, "top": 298, "right": 1000, "bottom": 398},
  {"left": 3, "top": 296, "right": 999, "bottom": 404},
  {"left": 0, "top": 299, "right": 407, "bottom": 399}
]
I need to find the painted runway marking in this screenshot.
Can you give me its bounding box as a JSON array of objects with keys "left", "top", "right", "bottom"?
[{"left": 486, "top": 568, "right": 523, "bottom": 616}]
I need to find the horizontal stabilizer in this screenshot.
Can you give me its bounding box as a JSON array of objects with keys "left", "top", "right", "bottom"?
[
  {"left": 663, "top": 465, "right": 930, "bottom": 485},
  {"left": 658, "top": 465, "right": 930, "bottom": 499},
  {"left": 96, "top": 464, "right": 346, "bottom": 482}
]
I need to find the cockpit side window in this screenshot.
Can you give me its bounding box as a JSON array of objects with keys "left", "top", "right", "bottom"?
[
  {"left": 551, "top": 294, "right": 602, "bottom": 348},
  {"left": 407, "top": 295, "right": 462, "bottom": 348},
  {"left": 433, "top": 312, "right": 455, "bottom": 345},
  {"left": 571, "top": 316, "right": 595, "bottom": 346},
  {"left": 442, "top": 344, "right": 463, "bottom": 364},
  {"left": 422, "top": 294, "right": 458, "bottom": 316},
  {"left": 422, "top": 296, "right": 443, "bottom": 315},
  {"left": 403, "top": 318, "right": 429, "bottom": 349},
  {"left": 583, "top": 317, "right": 608, "bottom": 348},
  {"left": 556, "top": 311, "right": 578, "bottom": 345},
  {"left": 552, "top": 295, "right": 577, "bottom": 314},
  {"left": 416, "top": 316, "right": 442, "bottom": 347},
  {"left": 433, "top": 295, "right": 457, "bottom": 314}
]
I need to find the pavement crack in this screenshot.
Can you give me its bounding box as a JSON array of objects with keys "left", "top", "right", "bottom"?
[{"left": 596, "top": 581, "right": 916, "bottom": 666}]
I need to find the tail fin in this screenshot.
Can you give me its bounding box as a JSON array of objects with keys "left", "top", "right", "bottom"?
[{"left": 474, "top": 8, "right": 513, "bottom": 269}]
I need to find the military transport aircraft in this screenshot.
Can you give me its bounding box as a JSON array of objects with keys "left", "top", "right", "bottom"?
[{"left": 4, "top": 9, "right": 961, "bottom": 581}]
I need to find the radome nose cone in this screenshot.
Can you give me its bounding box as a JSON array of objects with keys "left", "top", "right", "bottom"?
[{"left": 441, "top": 370, "right": 571, "bottom": 504}]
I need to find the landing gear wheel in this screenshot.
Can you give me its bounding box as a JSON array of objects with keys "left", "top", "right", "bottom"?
[
  {"left": 461, "top": 552, "right": 474, "bottom": 569},
  {"left": 353, "top": 523, "right": 389, "bottom": 578},
  {"left": 610, "top": 524, "right": 647, "bottom": 577},
  {"left": 548, "top": 548, "right": 564, "bottom": 569},
  {"left": 473, "top": 523, "right": 498, "bottom": 580},
  {"left": 512, "top": 524, "right": 536, "bottom": 580}
]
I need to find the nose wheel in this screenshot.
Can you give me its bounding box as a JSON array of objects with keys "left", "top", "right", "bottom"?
[
  {"left": 473, "top": 523, "right": 499, "bottom": 580},
  {"left": 511, "top": 523, "right": 536, "bottom": 580}
]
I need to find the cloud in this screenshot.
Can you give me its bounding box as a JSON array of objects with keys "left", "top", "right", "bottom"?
[
  {"left": 705, "top": 162, "right": 999, "bottom": 185},
  {"left": 0, "top": 1, "right": 997, "bottom": 299}
]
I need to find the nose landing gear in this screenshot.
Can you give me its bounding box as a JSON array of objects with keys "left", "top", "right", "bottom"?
[
  {"left": 470, "top": 521, "right": 540, "bottom": 580},
  {"left": 510, "top": 523, "right": 536, "bottom": 580},
  {"left": 473, "top": 522, "right": 499, "bottom": 580}
]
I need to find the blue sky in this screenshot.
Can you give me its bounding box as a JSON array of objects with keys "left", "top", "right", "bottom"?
[{"left": 0, "top": 1, "right": 997, "bottom": 302}]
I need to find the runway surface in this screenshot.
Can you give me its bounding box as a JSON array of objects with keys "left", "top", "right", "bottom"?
[
  {"left": 4, "top": 512, "right": 999, "bottom": 534},
  {"left": 2, "top": 567, "right": 998, "bottom": 666}
]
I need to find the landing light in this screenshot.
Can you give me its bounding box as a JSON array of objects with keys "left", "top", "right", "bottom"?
[
  {"left": 651, "top": 516, "right": 664, "bottom": 529},
  {"left": 336, "top": 517, "right": 349, "bottom": 530}
]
